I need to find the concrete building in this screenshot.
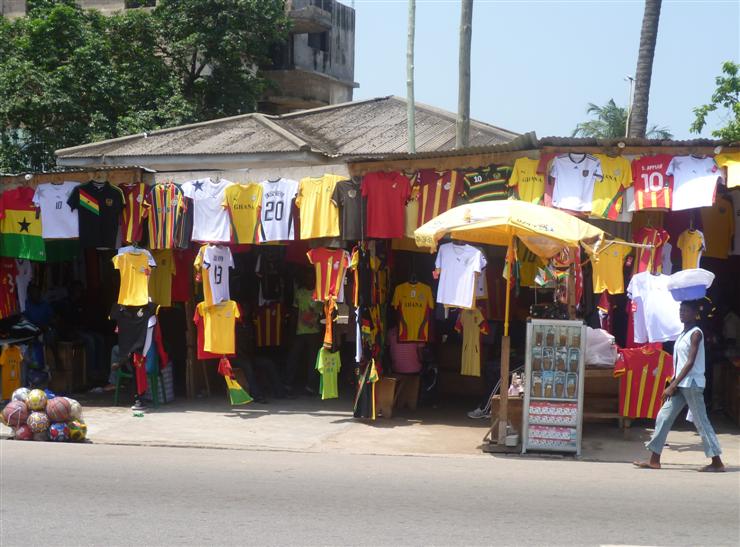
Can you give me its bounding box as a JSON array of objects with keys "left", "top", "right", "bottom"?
[{"left": 0, "top": 0, "right": 357, "bottom": 113}]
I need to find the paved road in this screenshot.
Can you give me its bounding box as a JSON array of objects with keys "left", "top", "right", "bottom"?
[{"left": 1, "top": 442, "right": 738, "bottom": 546}]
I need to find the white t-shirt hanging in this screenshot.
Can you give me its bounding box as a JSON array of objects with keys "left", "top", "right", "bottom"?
[
  {"left": 202, "top": 245, "right": 234, "bottom": 304},
  {"left": 434, "top": 242, "right": 487, "bottom": 309},
  {"left": 667, "top": 156, "right": 721, "bottom": 211},
  {"left": 32, "top": 181, "right": 80, "bottom": 239},
  {"left": 260, "top": 178, "right": 299, "bottom": 242},
  {"left": 182, "top": 178, "right": 234, "bottom": 243},
  {"left": 549, "top": 154, "right": 603, "bottom": 212},
  {"left": 15, "top": 259, "right": 32, "bottom": 312},
  {"left": 627, "top": 272, "right": 682, "bottom": 343}
]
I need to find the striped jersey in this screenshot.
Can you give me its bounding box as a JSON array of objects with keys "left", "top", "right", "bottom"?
[
  {"left": 119, "top": 183, "right": 150, "bottom": 245},
  {"left": 461, "top": 165, "right": 512, "bottom": 203},
  {"left": 0, "top": 258, "right": 18, "bottom": 319},
  {"left": 416, "top": 169, "right": 462, "bottom": 225},
  {"left": 614, "top": 347, "right": 674, "bottom": 419},
  {"left": 253, "top": 302, "right": 284, "bottom": 348},
  {"left": 631, "top": 154, "right": 673, "bottom": 210},
  {"left": 146, "top": 183, "right": 184, "bottom": 250},
  {"left": 307, "top": 247, "right": 350, "bottom": 302}
]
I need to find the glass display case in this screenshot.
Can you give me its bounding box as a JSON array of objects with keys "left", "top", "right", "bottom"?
[{"left": 522, "top": 319, "right": 586, "bottom": 455}]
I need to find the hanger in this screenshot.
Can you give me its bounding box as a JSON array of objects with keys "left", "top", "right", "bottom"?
[
  {"left": 689, "top": 211, "right": 695, "bottom": 231},
  {"left": 409, "top": 254, "right": 418, "bottom": 284}
]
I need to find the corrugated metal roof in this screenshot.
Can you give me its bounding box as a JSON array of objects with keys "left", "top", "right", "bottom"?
[{"left": 56, "top": 96, "right": 519, "bottom": 162}]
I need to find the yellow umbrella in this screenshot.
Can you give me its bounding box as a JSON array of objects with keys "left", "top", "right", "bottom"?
[{"left": 414, "top": 200, "right": 606, "bottom": 445}]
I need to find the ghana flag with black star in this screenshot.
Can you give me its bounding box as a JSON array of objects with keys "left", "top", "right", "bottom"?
[{"left": 0, "top": 187, "right": 46, "bottom": 261}]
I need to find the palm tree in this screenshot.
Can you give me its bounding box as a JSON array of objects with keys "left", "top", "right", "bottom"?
[
  {"left": 573, "top": 99, "right": 672, "bottom": 139},
  {"left": 628, "top": 0, "right": 663, "bottom": 138}
]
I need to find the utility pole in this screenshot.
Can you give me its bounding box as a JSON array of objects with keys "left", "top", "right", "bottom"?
[
  {"left": 456, "top": 0, "right": 473, "bottom": 148},
  {"left": 407, "top": 0, "right": 416, "bottom": 153}
]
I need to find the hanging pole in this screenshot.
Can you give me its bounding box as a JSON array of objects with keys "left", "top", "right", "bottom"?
[
  {"left": 407, "top": 0, "right": 416, "bottom": 153},
  {"left": 456, "top": 0, "right": 473, "bottom": 148},
  {"left": 497, "top": 234, "right": 514, "bottom": 444}
]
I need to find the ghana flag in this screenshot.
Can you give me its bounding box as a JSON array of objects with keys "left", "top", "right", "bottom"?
[{"left": 0, "top": 187, "right": 46, "bottom": 261}]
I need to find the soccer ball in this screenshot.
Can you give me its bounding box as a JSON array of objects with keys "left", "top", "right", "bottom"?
[
  {"left": 2, "top": 400, "right": 29, "bottom": 429},
  {"left": 27, "top": 389, "right": 47, "bottom": 411},
  {"left": 27, "top": 411, "right": 50, "bottom": 433},
  {"left": 14, "top": 424, "right": 33, "bottom": 441},
  {"left": 48, "top": 422, "right": 70, "bottom": 442},
  {"left": 11, "top": 387, "right": 30, "bottom": 403},
  {"left": 65, "top": 398, "right": 83, "bottom": 420},
  {"left": 67, "top": 420, "right": 88, "bottom": 442},
  {"left": 46, "top": 397, "right": 72, "bottom": 423}
]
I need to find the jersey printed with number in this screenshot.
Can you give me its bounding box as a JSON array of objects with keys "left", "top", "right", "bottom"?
[
  {"left": 195, "top": 244, "right": 234, "bottom": 306},
  {"left": 32, "top": 182, "right": 79, "bottom": 239},
  {"left": 223, "top": 183, "right": 263, "bottom": 244},
  {"left": 461, "top": 165, "right": 512, "bottom": 203},
  {"left": 119, "top": 183, "right": 150, "bottom": 245},
  {"left": 260, "top": 178, "right": 298, "bottom": 242},
  {"left": 146, "top": 183, "right": 185, "bottom": 250},
  {"left": 631, "top": 154, "right": 673, "bottom": 210}
]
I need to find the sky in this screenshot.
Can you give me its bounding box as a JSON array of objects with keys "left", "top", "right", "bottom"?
[{"left": 351, "top": 0, "right": 740, "bottom": 139}]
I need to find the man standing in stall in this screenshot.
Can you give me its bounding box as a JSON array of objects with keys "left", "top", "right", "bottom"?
[{"left": 284, "top": 270, "right": 322, "bottom": 395}]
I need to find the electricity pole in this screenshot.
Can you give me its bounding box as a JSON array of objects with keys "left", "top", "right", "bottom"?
[
  {"left": 407, "top": 0, "right": 416, "bottom": 153},
  {"left": 456, "top": 0, "right": 473, "bottom": 148}
]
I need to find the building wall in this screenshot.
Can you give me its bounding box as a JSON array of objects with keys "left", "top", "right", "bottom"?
[{"left": 0, "top": 0, "right": 27, "bottom": 18}]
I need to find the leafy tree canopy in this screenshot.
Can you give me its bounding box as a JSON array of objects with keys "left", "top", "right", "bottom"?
[
  {"left": 572, "top": 99, "right": 672, "bottom": 140},
  {"left": 690, "top": 61, "right": 740, "bottom": 142},
  {"left": 0, "top": 0, "right": 290, "bottom": 172}
]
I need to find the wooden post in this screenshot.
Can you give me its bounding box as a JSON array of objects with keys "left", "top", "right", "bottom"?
[
  {"left": 406, "top": 0, "right": 416, "bottom": 153},
  {"left": 567, "top": 259, "right": 577, "bottom": 320},
  {"left": 184, "top": 300, "right": 196, "bottom": 399},
  {"left": 456, "top": 0, "right": 473, "bottom": 148},
  {"left": 497, "top": 235, "right": 514, "bottom": 443}
]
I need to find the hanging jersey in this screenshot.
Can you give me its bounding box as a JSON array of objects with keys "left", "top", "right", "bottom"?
[
  {"left": 700, "top": 196, "right": 734, "bottom": 259},
  {"left": 435, "top": 242, "right": 487, "bottom": 309},
  {"left": 192, "top": 304, "right": 235, "bottom": 360},
  {"left": 253, "top": 303, "right": 284, "bottom": 348},
  {"left": 591, "top": 155, "right": 632, "bottom": 219},
  {"left": 667, "top": 155, "right": 720, "bottom": 211},
  {"left": 223, "top": 183, "right": 262, "bottom": 244},
  {"left": 0, "top": 186, "right": 45, "bottom": 261},
  {"left": 307, "top": 248, "right": 350, "bottom": 302},
  {"left": 148, "top": 249, "right": 176, "bottom": 307},
  {"left": 677, "top": 229, "right": 705, "bottom": 270},
  {"left": 631, "top": 154, "right": 673, "bottom": 210},
  {"left": 0, "top": 258, "right": 18, "bottom": 319},
  {"left": 549, "top": 154, "right": 603, "bottom": 212},
  {"left": 119, "top": 183, "right": 150, "bottom": 245},
  {"left": 32, "top": 181, "right": 79, "bottom": 239},
  {"left": 315, "top": 348, "right": 341, "bottom": 400},
  {"left": 0, "top": 345, "right": 23, "bottom": 400},
  {"left": 113, "top": 249, "right": 156, "bottom": 306},
  {"left": 508, "top": 158, "right": 545, "bottom": 204},
  {"left": 15, "top": 259, "right": 31, "bottom": 313},
  {"left": 331, "top": 178, "right": 365, "bottom": 241},
  {"left": 195, "top": 300, "right": 240, "bottom": 355},
  {"left": 715, "top": 152, "right": 740, "bottom": 188},
  {"left": 182, "top": 178, "right": 234, "bottom": 243},
  {"left": 295, "top": 174, "right": 344, "bottom": 239},
  {"left": 416, "top": 169, "right": 462, "bottom": 225},
  {"left": 614, "top": 348, "right": 674, "bottom": 419},
  {"left": 455, "top": 307, "right": 489, "bottom": 377},
  {"left": 361, "top": 171, "right": 410, "bottom": 239},
  {"left": 146, "top": 183, "right": 185, "bottom": 250},
  {"left": 391, "top": 282, "right": 434, "bottom": 342},
  {"left": 195, "top": 244, "right": 234, "bottom": 306},
  {"left": 592, "top": 241, "right": 630, "bottom": 294},
  {"left": 67, "top": 181, "right": 124, "bottom": 249},
  {"left": 260, "top": 178, "right": 298, "bottom": 242},
  {"left": 461, "top": 165, "right": 512, "bottom": 203},
  {"left": 633, "top": 227, "right": 669, "bottom": 274}
]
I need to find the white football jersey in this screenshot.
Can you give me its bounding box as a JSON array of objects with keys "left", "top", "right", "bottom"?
[
  {"left": 32, "top": 181, "right": 80, "bottom": 239},
  {"left": 201, "top": 245, "right": 234, "bottom": 305},
  {"left": 259, "top": 178, "right": 298, "bottom": 242},
  {"left": 182, "top": 178, "right": 234, "bottom": 243}
]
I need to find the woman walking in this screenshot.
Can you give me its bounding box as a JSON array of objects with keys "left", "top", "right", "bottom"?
[{"left": 634, "top": 300, "right": 725, "bottom": 472}]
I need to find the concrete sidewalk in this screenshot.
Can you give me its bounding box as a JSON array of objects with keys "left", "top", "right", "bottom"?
[{"left": 2, "top": 391, "right": 738, "bottom": 467}]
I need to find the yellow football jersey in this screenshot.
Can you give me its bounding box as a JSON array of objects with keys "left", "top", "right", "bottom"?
[
  {"left": 295, "top": 174, "right": 344, "bottom": 239},
  {"left": 113, "top": 251, "right": 152, "bottom": 306},
  {"left": 391, "top": 282, "right": 434, "bottom": 342},
  {"left": 592, "top": 242, "right": 631, "bottom": 294},
  {"left": 197, "top": 300, "right": 241, "bottom": 355},
  {"left": 592, "top": 155, "right": 632, "bottom": 219},
  {"left": 223, "top": 183, "right": 263, "bottom": 244},
  {"left": 508, "top": 158, "right": 545, "bottom": 204},
  {"left": 715, "top": 152, "right": 740, "bottom": 188},
  {"left": 149, "top": 249, "right": 176, "bottom": 307}
]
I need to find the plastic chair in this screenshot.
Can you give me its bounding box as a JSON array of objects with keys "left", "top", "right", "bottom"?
[{"left": 113, "top": 367, "right": 133, "bottom": 406}]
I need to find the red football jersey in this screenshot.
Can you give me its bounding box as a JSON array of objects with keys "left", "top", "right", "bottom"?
[
  {"left": 306, "top": 248, "right": 349, "bottom": 302},
  {"left": 633, "top": 227, "right": 669, "bottom": 274},
  {"left": 416, "top": 169, "right": 462, "bottom": 225},
  {"left": 614, "top": 347, "right": 674, "bottom": 419},
  {"left": 0, "top": 258, "right": 18, "bottom": 319},
  {"left": 361, "top": 171, "right": 410, "bottom": 239},
  {"left": 119, "top": 183, "right": 150, "bottom": 244},
  {"left": 253, "top": 302, "right": 284, "bottom": 348},
  {"left": 631, "top": 154, "right": 673, "bottom": 210}
]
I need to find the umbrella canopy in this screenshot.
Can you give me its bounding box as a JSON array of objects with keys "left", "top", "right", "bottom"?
[{"left": 414, "top": 200, "right": 605, "bottom": 258}]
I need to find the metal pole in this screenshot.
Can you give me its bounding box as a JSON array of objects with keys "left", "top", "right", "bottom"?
[
  {"left": 497, "top": 235, "right": 514, "bottom": 444},
  {"left": 625, "top": 75, "right": 635, "bottom": 138},
  {"left": 456, "top": 0, "right": 473, "bottom": 148},
  {"left": 407, "top": 0, "right": 416, "bottom": 153}
]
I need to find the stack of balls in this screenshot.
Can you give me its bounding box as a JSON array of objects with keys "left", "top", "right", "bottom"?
[{"left": 1, "top": 388, "right": 87, "bottom": 442}]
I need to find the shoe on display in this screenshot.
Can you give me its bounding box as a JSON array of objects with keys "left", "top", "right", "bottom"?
[{"left": 467, "top": 407, "right": 491, "bottom": 419}]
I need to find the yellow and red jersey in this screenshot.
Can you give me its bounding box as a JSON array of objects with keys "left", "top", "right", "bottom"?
[
  {"left": 253, "top": 302, "right": 284, "bottom": 348},
  {"left": 631, "top": 154, "right": 673, "bottom": 210},
  {"left": 307, "top": 248, "right": 349, "bottom": 302},
  {"left": 416, "top": 169, "right": 462, "bottom": 225},
  {"left": 614, "top": 347, "right": 674, "bottom": 419},
  {"left": 119, "top": 183, "right": 150, "bottom": 245}
]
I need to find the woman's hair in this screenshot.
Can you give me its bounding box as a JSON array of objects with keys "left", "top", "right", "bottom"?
[{"left": 682, "top": 298, "right": 715, "bottom": 323}]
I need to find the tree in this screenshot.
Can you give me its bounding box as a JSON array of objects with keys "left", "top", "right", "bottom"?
[
  {"left": 0, "top": 0, "right": 291, "bottom": 172},
  {"left": 690, "top": 61, "right": 740, "bottom": 142},
  {"left": 628, "top": 0, "right": 662, "bottom": 138},
  {"left": 573, "top": 99, "right": 672, "bottom": 139}
]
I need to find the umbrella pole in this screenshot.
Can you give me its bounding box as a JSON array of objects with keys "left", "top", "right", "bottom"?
[{"left": 496, "top": 236, "right": 514, "bottom": 444}]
